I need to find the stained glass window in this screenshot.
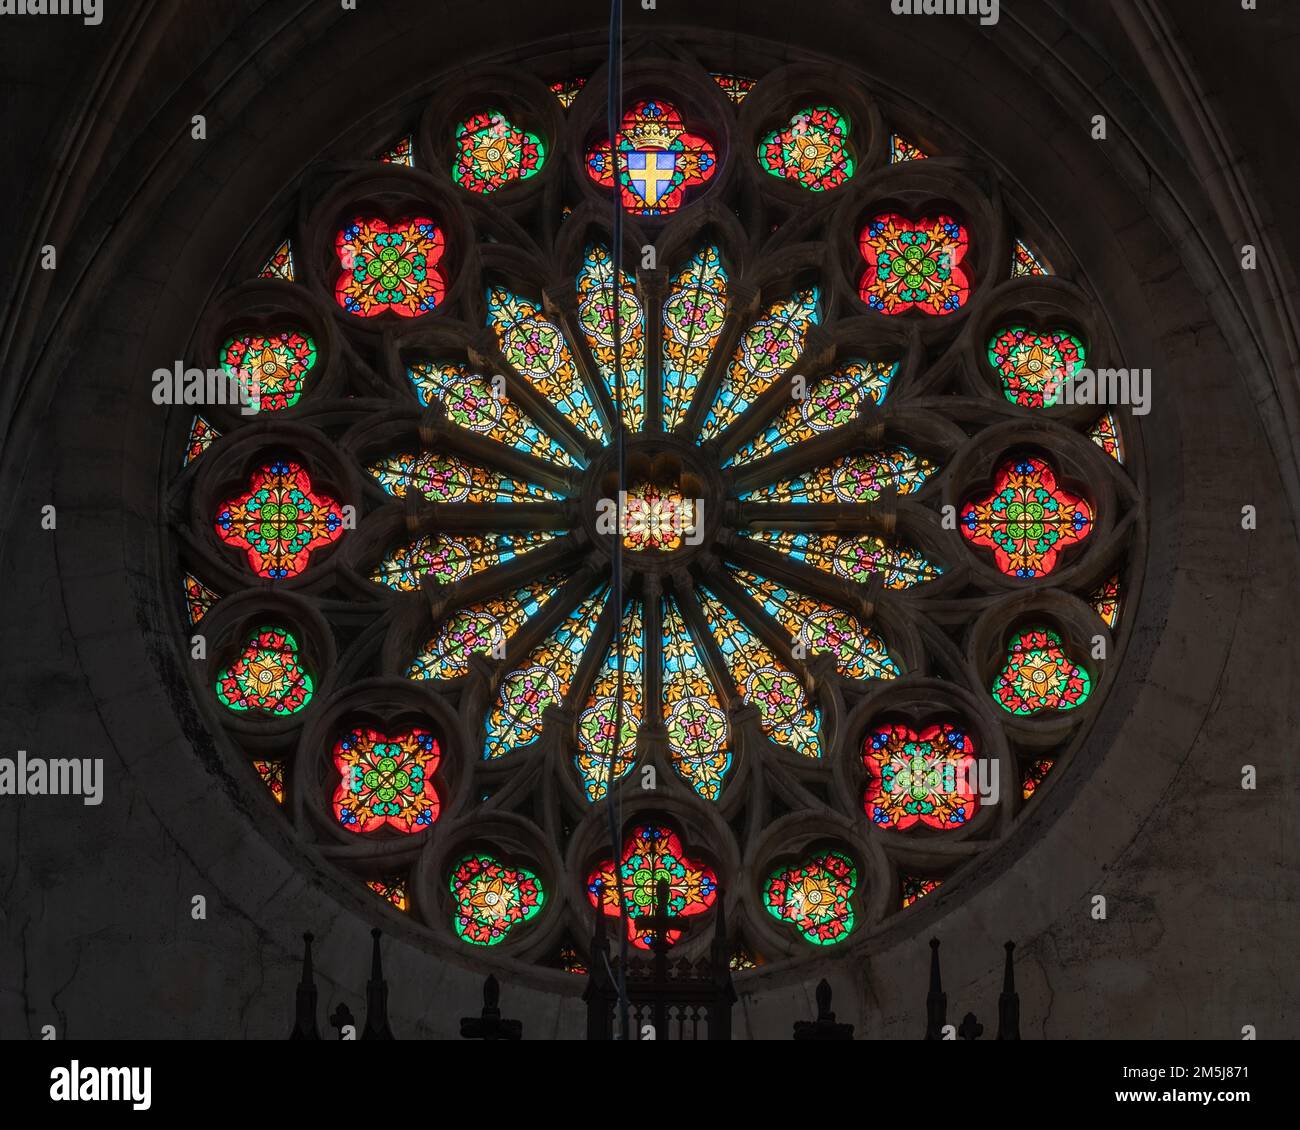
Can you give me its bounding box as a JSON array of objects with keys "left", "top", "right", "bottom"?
[
  {"left": 333, "top": 727, "right": 441, "bottom": 834},
  {"left": 890, "top": 134, "right": 929, "bottom": 163},
  {"left": 758, "top": 105, "right": 855, "bottom": 192},
  {"left": 587, "top": 824, "right": 717, "bottom": 948},
  {"left": 1012, "top": 238, "right": 1050, "bottom": 278},
  {"left": 576, "top": 243, "right": 645, "bottom": 431},
  {"left": 216, "top": 461, "right": 345, "bottom": 579},
  {"left": 662, "top": 596, "right": 733, "bottom": 799},
  {"left": 379, "top": 135, "right": 415, "bottom": 167},
  {"left": 763, "top": 851, "right": 857, "bottom": 945},
  {"left": 449, "top": 853, "right": 545, "bottom": 944},
  {"left": 710, "top": 72, "right": 755, "bottom": 103},
  {"left": 740, "top": 447, "right": 935, "bottom": 503},
  {"left": 253, "top": 759, "right": 286, "bottom": 804},
  {"left": 740, "top": 530, "right": 942, "bottom": 590},
  {"left": 988, "top": 325, "right": 1087, "bottom": 409},
  {"left": 483, "top": 587, "right": 607, "bottom": 758},
  {"left": 1021, "top": 757, "right": 1056, "bottom": 799},
  {"left": 961, "top": 456, "right": 1093, "bottom": 578},
  {"left": 408, "top": 577, "right": 565, "bottom": 682},
  {"left": 220, "top": 331, "right": 318, "bottom": 413},
  {"left": 335, "top": 216, "right": 446, "bottom": 317},
  {"left": 697, "top": 586, "right": 821, "bottom": 759},
  {"left": 549, "top": 77, "right": 585, "bottom": 110},
  {"left": 1091, "top": 574, "right": 1122, "bottom": 629},
  {"left": 902, "top": 875, "right": 942, "bottom": 909},
  {"left": 184, "top": 573, "right": 218, "bottom": 624},
  {"left": 370, "top": 531, "right": 559, "bottom": 592},
  {"left": 184, "top": 415, "right": 219, "bottom": 465},
  {"left": 178, "top": 48, "right": 1143, "bottom": 971},
  {"left": 727, "top": 567, "right": 899, "bottom": 681},
  {"left": 864, "top": 722, "right": 978, "bottom": 829},
  {"left": 699, "top": 288, "right": 821, "bottom": 440},
  {"left": 259, "top": 238, "right": 295, "bottom": 281},
  {"left": 661, "top": 245, "right": 728, "bottom": 431},
  {"left": 368, "top": 878, "right": 410, "bottom": 911},
  {"left": 726, "top": 359, "right": 897, "bottom": 467},
  {"left": 486, "top": 287, "right": 606, "bottom": 444},
  {"left": 216, "top": 625, "right": 314, "bottom": 714},
  {"left": 1089, "top": 412, "right": 1125, "bottom": 463},
  {"left": 406, "top": 360, "right": 578, "bottom": 467},
  {"left": 452, "top": 110, "right": 545, "bottom": 194},
  {"left": 993, "top": 627, "right": 1092, "bottom": 714},
  {"left": 860, "top": 213, "right": 971, "bottom": 316},
  {"left": 586, "top": 100, "right": 717, "bottom": 216},
  {"left": 367, "top": 451, "right": 561, "bottom": 503},
  {"left": 575, "top": 601, "right": 644, "bottom": 802}
]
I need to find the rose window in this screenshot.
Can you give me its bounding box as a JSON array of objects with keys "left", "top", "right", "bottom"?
[{"left": 172, "top": 46, "right": 1143, "bottom": 979}]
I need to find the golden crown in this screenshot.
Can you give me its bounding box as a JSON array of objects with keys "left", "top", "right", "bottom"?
[{"left": 623, "top": 119, "right": 678, "bottom": 149}]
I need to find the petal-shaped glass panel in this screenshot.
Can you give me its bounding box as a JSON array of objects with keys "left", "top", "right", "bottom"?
[
  {"left": 367, "top": 451, "right": 563, "bottom": 503},
  {"left": 696, "top": 586, "right": 821, "bottom": 759},
  {"left": 371, "top": 531, "right": 560, "bottom": 591},
  {"left": 740, "top": 447, "right": 934, "bottom": 503},
  {"left": 698, "top": 288, "right": 821, "bottom": 441},
  {"left": 726, "top": 359, "right": 897, "bottom": 467},
  {"left": 575, "top": 600, "right": 644, "bottom": 802},
  {"left": 739, "top": 529, "right": 942, "bottom": 590},
  {"left": 407, "top": 361, "right": 578, "bottom": 468},
  {"left": 408, "top": 575, "right": 567, "bottom": 681},
  {"left": 483, "top": 586, "right": 608, "bottom": 758},
  {"left": 727, "top": 567, "right": 900, "bottom": 680},
  {"left": 486, "top": 288, "right": 607, "bottom": 445},
  {"left": 662, "top": 246, "right": 729, "bottom": 431},
  {"left": 576, "top": 243, "right": 645, "bottom": 432},
  {"left": 662, "top": 595, "right": 734, "bottom": 799}
]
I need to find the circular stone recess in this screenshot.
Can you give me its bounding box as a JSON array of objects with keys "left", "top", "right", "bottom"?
[{"left": 581, "top": 433, "right": 725, "bottom": 573}]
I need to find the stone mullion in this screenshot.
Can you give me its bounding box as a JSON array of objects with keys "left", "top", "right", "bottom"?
[
  {"left": 641, "top": 271, "right": 666, "bottom": 434},
  {"left": 642, "top": 572, "right": 664, "bottom": 725},
  {"left": 731, "top": 500, "right": 897, "bottom": 535},
  {"left": 418, "top": 400, "right": 580, "bottom": 496},
  {"left": 468, "top": 329, "right": 597, "bottom": 464},
  {"left": 405, "top": 497, "right": 571, "bottom": 533},
  {"left": 544, "top": 286, "right": 622, "bottom": 442},
  {"left": 723, "top": 406, "right": 884, "bottom": 497},
  {"left": 420, "top": 531, "right": 588, "bottom": 617},
  {"left": 712, "top": 325, "right": 838, "bottom": 464},
  {"left": 679, "top": 281, "right": 760, "bottom": 440},
  {"left": 695, "top": 554, "right": 811, "bottom": 681},
  {"left": 717, "top": 530, "right": 883, "bottom": 625}
]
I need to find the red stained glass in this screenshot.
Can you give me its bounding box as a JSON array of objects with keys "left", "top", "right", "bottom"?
[
  {"left": 252, "top": 759, "right": 286, "bottom": 804},
  {"left": 215, "top": 625, "right": 314, "bottom": 715},
  {"left": 367, "top": 878, "right": 410, "bottom": 911},
  {"left": 859, "top": 213, "right": 971, "bottom": 316},
  {"left": 183, "top": 573, "right": 218, "bottom": 625},
  {"left": 586, "top": 100, "right": 717, "bottom": 216},
  {"left": 902, "top": 875, "right": 942, "bottom": 908},
  {"left": 220, "top": 330, "right": 318, "bottom": 412},
  {"left": 961, "top": 456, "right": 1093, "bottom": 578},
  {"left": 864, "top": 722, "right": 979, "bottom": 830},
  {"left": 215, "top": 461, "right": 345, "bottom": 580},
  {"left": 993, "top": 628, "right": 1092, "bottom": 715},
  {"left": 1021, "top": 757, "right": 1056, "bottom": 800},
  {"left": 586, "top": 824, "right": 717, "bottom": 949},
  {"left": 334, "top": 216, "right": 446, "bottom": 318},
  {"left": 332, "top": 727, "right": 441, "bottom": 834},
  {"left": 184, "top": 415, "right": 219, "bottom": 466}
]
